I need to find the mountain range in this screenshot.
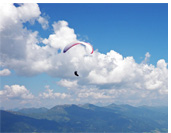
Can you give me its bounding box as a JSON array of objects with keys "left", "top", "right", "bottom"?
[{"left": 0, "top": 103, "right": 168, "bottom": 132}]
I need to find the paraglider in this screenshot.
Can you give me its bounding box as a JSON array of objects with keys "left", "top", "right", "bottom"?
[
  {"left": 63, "top": 41, "right": 93, "bottom": 54},
  {"left": 63, "top": 41, "right": 94, "bottom": 77},
  {"left": 74, "top": 71, "right": 79, "bottom": 76}
]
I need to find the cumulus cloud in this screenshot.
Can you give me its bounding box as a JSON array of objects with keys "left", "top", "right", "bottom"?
[
  {"left": 0, "top": 85, "right": 34, "bottom": 100},
  {"left": 57, "top": 79, "right": 78, "bottom": 89},
  {"left": 0, "top": 69, "right": 11, "bottom": 76},
  {"left": 0, "top": 3, "right": 168, "bottom": 107},
  {"left": 39, "top": 89, "right": 70, "bottom": 99},
  {"left": 142, "top": 52, "right": 151, "bottom": 64},
  {"left": 0, "top": 3, "right": 47, "bottom": 76},
  {"left": 37, "top": 16, "right": 49, "bottom": 29},
  {"left": 43, "top": 20, "right": 77, "bottom": 49},
  {"left": 0, "top": 3, "right": 41, "bottom": 31},
  {"left": 78, "top": 88, "right": 112, "bottom": 99},
  {"left": 70, "top": 51, "right": 168, "bottom": 92},
  {"left": 0, "top": 3, "right": 80, "bottom": 77}
]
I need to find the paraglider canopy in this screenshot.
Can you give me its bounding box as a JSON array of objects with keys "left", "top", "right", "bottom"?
[
  {"left": 63, "top": 41, "right": 94, "bottom": 77},
  {"left": 63, "top": 41, "right": 93, "bottom": 54}
]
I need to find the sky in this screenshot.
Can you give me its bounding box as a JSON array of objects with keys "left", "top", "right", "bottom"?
[{"left": 0, "top": 3, "right": 168, "bottom": 109}]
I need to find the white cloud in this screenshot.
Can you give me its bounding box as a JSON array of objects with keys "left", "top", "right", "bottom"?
[
  {"left": 78, "top": 88, "right": 112, "bottom": 99},
  {"left": 157, "top": 59, "right": 167, "bottom": 69},
  {"left": 57, "top": 79, "right": 78, "bottom": 89},
  {"left": 142, "top": 52, "right": 151, "bottom": 64},
  {"left": 60, "top": 85, "right": 167, "bottom": 106},
  {"left": 85, "top": 51, "right": 168, "bottom": 91},
  {"left": 45, "top": 85, "right": 50, "bottom": 89},
  {"left": 0, "top": 3, "right": 81, "bottom": 77},
  {"left": 0, "top": 3, "right": 168, "bottom": 107},
  {"left": 37, "top": 16, "right": 49, "bottom": 29},
  {"left": 39, "top": 89, "right": 70, "bottom": 99},
  {"left": 0, "top": 85, "right": 34, "bottom": 100},
  {"left": 0, "top": 69, "right": 11, "bottom": 76},
  {"left": 43, "top": 20, "right": 77, "bottom": 49},
  {"left": 0, "top": 3, "right": 40, "bottom": 31},
  {"left": 0, "top": 3, "right": 42, "bottom": 75},
  {"left": 0, "top": 4, "right": 56, "bottom": 76}
]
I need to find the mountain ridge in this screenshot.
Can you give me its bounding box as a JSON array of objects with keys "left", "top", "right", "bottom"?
[{"left": 1, "top": 103, "right": 168, "bottom": 132}]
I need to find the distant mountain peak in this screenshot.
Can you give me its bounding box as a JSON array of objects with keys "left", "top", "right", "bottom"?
[
  {"left": 79, "top": 103, "right": 99, "bottom": 110},
  {"left": 17, "top": 107, "right": 48, "bottom": 114},
  {"left": 50, "top": 104, "right": 77, "bottom": 110}
]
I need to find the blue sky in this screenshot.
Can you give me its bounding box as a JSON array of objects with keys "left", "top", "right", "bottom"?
[
  {"left": 0, "top": 3, "right": 168, "bottom": 109},
  {"left": 37, "top": 3, "right": 168, "bottom": 63}
]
